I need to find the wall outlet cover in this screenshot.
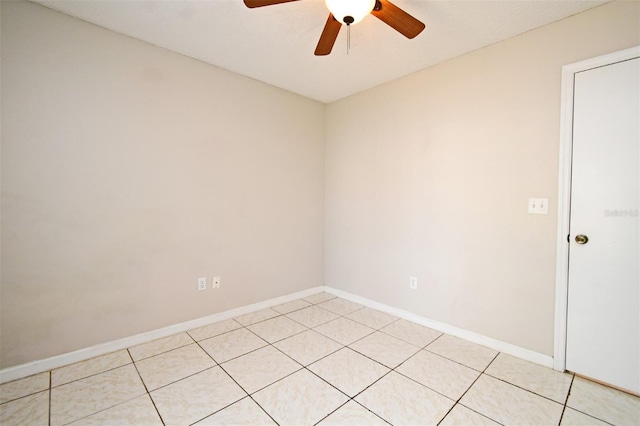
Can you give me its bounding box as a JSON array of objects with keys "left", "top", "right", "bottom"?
[
  {"left": 409, "top": 276, "right": 418, "bottom": 290},
  {"left": 197, "top": 277, "right": 207, "bottom": 291}
]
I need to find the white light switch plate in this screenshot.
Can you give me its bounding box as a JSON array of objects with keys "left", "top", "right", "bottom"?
[{"left": 528, "top": 198, "right": 549, "bottom": 214}]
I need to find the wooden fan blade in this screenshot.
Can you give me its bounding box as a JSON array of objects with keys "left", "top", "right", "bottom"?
[
  {"left": 315, "top": 14, "right": 342, "bottom": 56},
  {"left": 243, "top": 0, "right": 300, "bottom": 8},
  {"left": 371, "top": 0, "right": 425, "bottom": 39}
]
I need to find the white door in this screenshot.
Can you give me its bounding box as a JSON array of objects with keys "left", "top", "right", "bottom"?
[{"left": 566, "top": 56, "right": 639, "bottom": 393}]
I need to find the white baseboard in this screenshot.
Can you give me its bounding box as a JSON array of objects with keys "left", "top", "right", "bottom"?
[
  {"left": 2, "top": 284, "right": 554, "bottom": 384},
  {"left": 325, "top": 286, "right": 554, "bottom": 369},
  {"left": 0, "top": 286, "right": 324, "bottom": 384}
]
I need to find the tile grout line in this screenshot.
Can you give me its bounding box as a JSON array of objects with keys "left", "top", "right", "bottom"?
[
  {"left": 55, "top": 365, "right": 156, "bottom": 426},
  {"left": 197, "top": 350, "right": 255, "bottom": 417},
  {"left": 129, "top": 333, "right": 196, "bottom": 363},
  {"left": 48, "top": 371, "right": 52, "bottom": 426},
  {"left": 186, "top": 317, "right": 245, "bottom": 342},
  {"left": 170, "top": 342, "right": 270, "bottom": 425},
  {"left": 246, "top": 394, "right": 281, "bottom": 426},
  {"left": 481, "top": 352, "right": 576, "bottom": 407},
  {"left": 46, "top": 360, "right": 144, "bottom": 425},
  {"left": 128, "top": 348, "right": 166, "bottom": 426},
  {"left": 395, "top": 340, "right": 471, "bottom": 425},
  {"left": 556, "top": 373, "right": 575, "bottom": 426},
  {"left": 141, "top": 363, "right": 219, "bottom": 394},
  {"left": 284, "top": 308, "right": 341, "bottom": 329},
  {"left": 49, "top": 351, "right": 134, "bottom": 389},
  {"left": 246, "top": 321, "right": 310, "bottom": 346},
  {"left": 217, "top": 358, "right": 305, "bottom": 410},
  {"left": 350, "top": 398, "right": 393, "bottom": 425},
  {"left": 559, "top": 375, "right": 617, "bottom": 426},
  {"left": 484, "top": 372, "right": 571, "bottom": 406},
  {"left": 303, "top": 352, "right": 392, "bottom": 424},
  {"left": 312, "top": 399, "right": 352, "bottom": 426},
  {"left": 198, "top": 326, "right": 270, "bottom": 365},
  {"left": 205, "top": 341, "right": 282, "bottom": 424},
  {"left": 50, "top": 362, "right": 131, "bottom": 389},
  {"left": 434, "top": 351, "right": 503, "bottom": 426}
]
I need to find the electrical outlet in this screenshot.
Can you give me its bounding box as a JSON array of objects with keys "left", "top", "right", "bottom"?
[
  {"left": 197, "top": 277, "right": 207, "bottom": 291},
  {"left": 409, "top": 276, "right": 418, "bottom": 290},
  {"left": 212, "top": 276, "right": 221, "bottom": 289},
  {"left": 528, "top": 198, "right": 549, "bottom": 214}
]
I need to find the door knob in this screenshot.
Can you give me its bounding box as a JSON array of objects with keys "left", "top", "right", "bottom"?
[{"left": 575, "top": 234, "right": 589, "bottom": 245}]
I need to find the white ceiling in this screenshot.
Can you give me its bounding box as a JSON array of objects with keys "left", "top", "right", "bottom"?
[{"left": 33, "top": 0, "right": 610, "bottom": 103}]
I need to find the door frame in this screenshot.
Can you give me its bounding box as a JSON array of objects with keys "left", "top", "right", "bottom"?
[{"left": 554, "top": 45, "right": 640, "bottom": 372}]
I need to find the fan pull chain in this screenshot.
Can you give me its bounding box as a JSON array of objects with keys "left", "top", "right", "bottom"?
[{"left": 347, "top": 23, "right": 351, "bottom": 55}]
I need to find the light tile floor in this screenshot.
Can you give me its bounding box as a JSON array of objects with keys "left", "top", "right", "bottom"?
[{"left": 1, "top": 293, "right": 639, "bottom": 425}]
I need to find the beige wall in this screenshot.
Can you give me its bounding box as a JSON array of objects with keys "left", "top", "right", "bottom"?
[
  {"left": 325, "top": 1, "right": 639, "bottom": 356},
  {"left": 1, "top": 1, "right": 325, "bottom": 368},
  {"left": 2, "top": 0, "right": 638, "bottom": 369}
]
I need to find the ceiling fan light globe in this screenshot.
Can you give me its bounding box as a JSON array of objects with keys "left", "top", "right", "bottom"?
[{"left": 325, "top": 0, "right": 376, "bottom": 25}]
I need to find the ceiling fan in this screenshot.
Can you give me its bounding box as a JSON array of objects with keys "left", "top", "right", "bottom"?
[{"left": 243, "top": 0, "right": 425, "bottom": 56}]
